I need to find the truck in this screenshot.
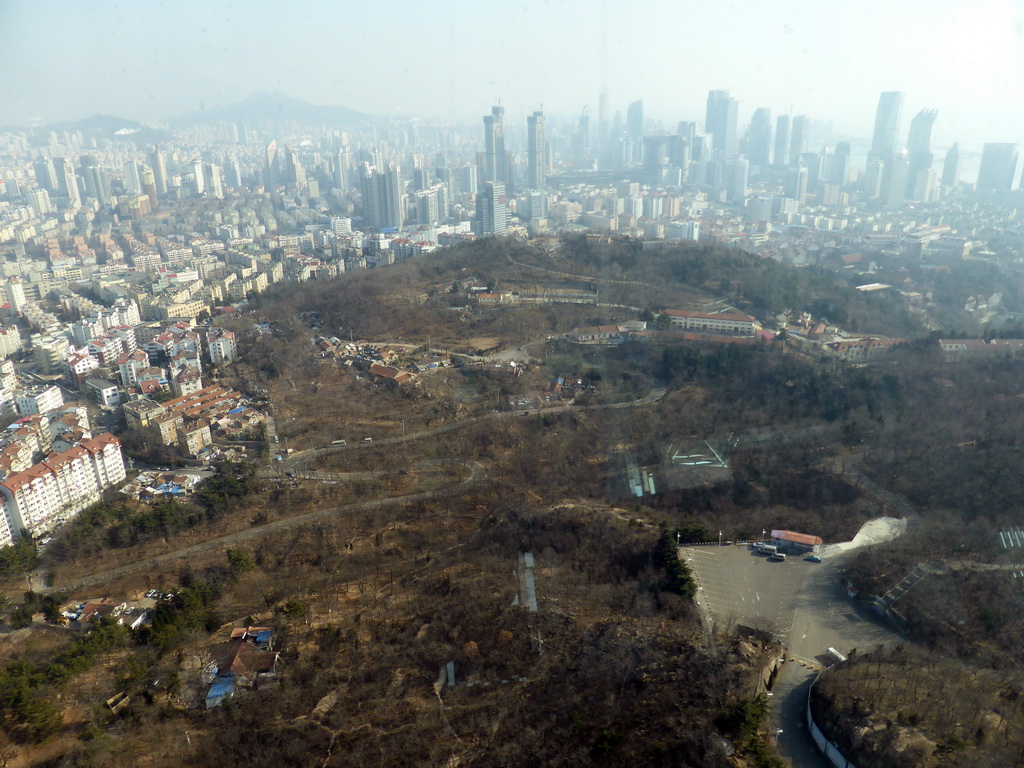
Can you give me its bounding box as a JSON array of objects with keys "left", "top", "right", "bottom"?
[{"left": 759, "top": 544, "right": 778, "bottom": 556}]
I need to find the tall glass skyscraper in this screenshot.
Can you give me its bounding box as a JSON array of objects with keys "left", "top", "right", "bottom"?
[
  {"left": 976, "top": 143, "right": 1018, "bottom": 192},
  {"left": 869, "top": 91, "right": 904, "bottom": 160},
  {"left": 705, "top": 90, "right": 738, "bottom": 157},
  {"left": 483, "top": 106, "right": 507, "bottom": 185}
]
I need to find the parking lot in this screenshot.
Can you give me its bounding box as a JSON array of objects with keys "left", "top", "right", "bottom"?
[
  {"left": 685, "top": 537, "right": 902, "bottom": 768},
  {"left": 684, "top": 543, "right": 816, "bottom": 638}
]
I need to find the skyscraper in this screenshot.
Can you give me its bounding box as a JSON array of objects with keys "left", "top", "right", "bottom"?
[
  {"left": 33, "top": 157, "right": 58, "bottom": 193},
  {"left": 789, "top": 116, "right": 808, "bottom": 163},
  {"left": 869, "top": 91, "right": 904, "bottom": 160},
  {"left": 626, "top": 99, "right": 644, "bottom": 165},
  {"left": 264, "top": 140, "right": 280, "bottom": 188},
  {"left": 360, "top": 162, "right": 404, "bottom": 230},
  {"left": 627, "top": 99, "right": 644, "bottom": 144},
  {"left": 976, "top": 143, "right": 1018, "bottom": 192},
  {"left": 724, "top": 157, "right": 749, "bottom": 203},
  {"left": 483, "top": 106, "right": 507, "bottom": 184},
  {"left": 784, "top": 162, "right": 808, "bottom": 204},
  {"left": 57, "top": 157, "right": 81, "bottom": 209},
  {"left": 474, "top": 181, "right": 509, "bottom": 236},
  {"left": 283, "top": 146, "right": 307, "bottom": 189},
  {"left": 574, "top": 107, "right": 591, "bottom": 161},
  {"left": 140, "top": 167, "right": 158, "bottom": 210},
  {"left": 527, "top": 111, "right": 547, "bottom": 189},
  {"left": 747, "top": 108, "right": 772, "bottom": 167},
  {"left": 905, "top": 109, "right": 937, "bottom": 197},
  {"left": 774, "top": 115, "right": 791, "bottom": 167},
  {"left": 941, "top": 143, "right": 960, "bottom": 188},
  {"left": 830, "top": 142, "right": 851, "bottom": 186},
  {"left": 705, "top": 90, "right": 739, "bottom": 156},
  {"left": 150, "top": 146, "right": 168, "bottom": 194},
  {"left": 336, "top": 147, "right": 352, "bottom": 191},
  {"left": 204, "top": 163, "right": 224, "bottom": 199},
  {"left": 192, "top": 159, "right": 205, "bottom": 195},
  {"left": 123, "top": 160, "right": 142, "bottom": 194}
]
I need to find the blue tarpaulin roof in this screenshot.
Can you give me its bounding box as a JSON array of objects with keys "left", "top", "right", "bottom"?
[{"left": 228, "top": 406, "right": 246, "bottom": 414}]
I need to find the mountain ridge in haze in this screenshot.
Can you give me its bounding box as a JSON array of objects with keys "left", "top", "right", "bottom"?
[
  {"left": 174, "top": 90, "right": 372, "bottom": 126},
  {"left": 0, "top": 114, "right": 171, "bottom": 146}
]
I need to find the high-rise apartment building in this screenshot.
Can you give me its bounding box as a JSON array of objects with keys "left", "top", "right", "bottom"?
[
  {"left": 335, "top": 147, "right": 352, "bottom": 191},
  {"left": 527, "top": 111, "right": 547, "bottom": 189},
  {"left": 784, "top": 162, "right": 809, "bottom": 204},
  {"left": 150, "top": 146, "right": 168, "bottom": 194},
  {"left": 474, "top": 182, "right": 508, "bottom": 236},
  {"left": 123, "top": 160, "right": 142, "bottom": 194},
  {"left": 747, "top": 108, "right": 772, "bottom": 167},
  {"left": 976, "top": 143, "right": 1018, "bottom": 192},
  {"left": 869, "top": 91, "right": 904, "bottom": 160},
  {"left": 360, "top": 163, "right": 404, "bottom": 230},
  {"left": 724, "top": 157, "right": 749, "bottom": 203},
  {"left": 204, "top": 163, "right": 224, "bottom": 199},
  {"left": 627, "top": 99, "right": 644, "bottom": 142},
  {"left": 33, "top": 157, "right": 59, "bottom": 193},
  {"left": 284, "top": 146, "right": 307, "bottom": 188},
  {"left": 705, "top": 90, "right": 739, "bottom": 156},
  {"left": 192, "top": 159, "right": 205, "bottom": 195},
  {"left": 483, "top": 106, "right": 507, "bottom": 185}
]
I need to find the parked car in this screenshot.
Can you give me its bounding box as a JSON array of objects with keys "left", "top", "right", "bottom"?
[
  {"left": 805, "top": 554, "right": 823, "bottom": 563},
  {"left": 769, "top": 552, "right": 787, "bottom": 562}
]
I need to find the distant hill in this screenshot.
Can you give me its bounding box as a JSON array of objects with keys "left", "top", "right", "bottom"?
[
  {"left": 0, "top": 114, "right": 171, "bottom": 147},
  {"left": 174, "top": 91, "right": 372, "bottom": 127}
]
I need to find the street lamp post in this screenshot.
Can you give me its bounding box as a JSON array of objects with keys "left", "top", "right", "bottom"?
[{"left": 719, "top": 530, "right": 723, "bottom": 547}]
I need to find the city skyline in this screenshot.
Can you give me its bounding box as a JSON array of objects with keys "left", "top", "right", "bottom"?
[{"left": 1, "top": 0, "right": 1023, "bottom": 153}]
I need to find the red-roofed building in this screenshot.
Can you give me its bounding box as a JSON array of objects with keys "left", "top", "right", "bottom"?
[{"left": 770, "top": 529, "right": 823, "bottom": 554}]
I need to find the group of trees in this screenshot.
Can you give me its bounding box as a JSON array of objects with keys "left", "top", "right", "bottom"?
[
  {"left": 47, "top": 461, "right": 261, "bottom": 562},
  {"left": 0, "top": 617, "right": 129, "bottom": 742}
]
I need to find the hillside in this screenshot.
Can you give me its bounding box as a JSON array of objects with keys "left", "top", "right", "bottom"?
[{"left": 3, "top": 235, "right": 1019, "bottom": 767}]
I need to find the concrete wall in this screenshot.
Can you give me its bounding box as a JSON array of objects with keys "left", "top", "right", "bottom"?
[{"left": 807, "top": 676, "right": 857, "bottom": 768}]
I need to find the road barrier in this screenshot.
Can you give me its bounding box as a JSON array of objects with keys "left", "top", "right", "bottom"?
[{"left": 807, "top": 672, "right": 857, "bottom": 768}]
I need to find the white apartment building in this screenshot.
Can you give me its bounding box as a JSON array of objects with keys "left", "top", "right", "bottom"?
[
  {"left": 0, "top": 326, "right": 22, "bottom": 356},
  {"left": 0, "top": 433, "right": 125, "bottom": 540},
  {"left": 17, "top": 385, "right": 63, "bottom": 416},
  {"left": 208, "top": 328, "right": 237, "bottom": 364},
  {"left": 118, "top": 348, "right": 150, "bottom": 387},
  {"left": 661, "top": 309, "right": 757, "bottom": 335},
  {"left": 0, "top": 500, "right": 12, "bottom": 548},
  {"left": 62, "top": 351, "right": 100, "bottom": 389}
]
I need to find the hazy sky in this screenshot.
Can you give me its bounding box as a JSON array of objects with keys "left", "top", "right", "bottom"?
[{"left": 2, "top": 0, "right": 1022, "bottom": 151}]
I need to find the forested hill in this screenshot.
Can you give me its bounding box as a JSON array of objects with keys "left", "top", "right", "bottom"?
[
  {"left": 557, "top": 235, "right": 922, "bottom": 336},
  {"left": 248, "top": 234, "right": 923, "bottom": 342}
]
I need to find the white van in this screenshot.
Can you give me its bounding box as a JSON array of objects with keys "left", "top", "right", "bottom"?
[
  {"left": 769, "top": 552, "right": 787, "bottom": 562},
  {"left": 760, "top": 544, "right": 778, "bottom": 556}
]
